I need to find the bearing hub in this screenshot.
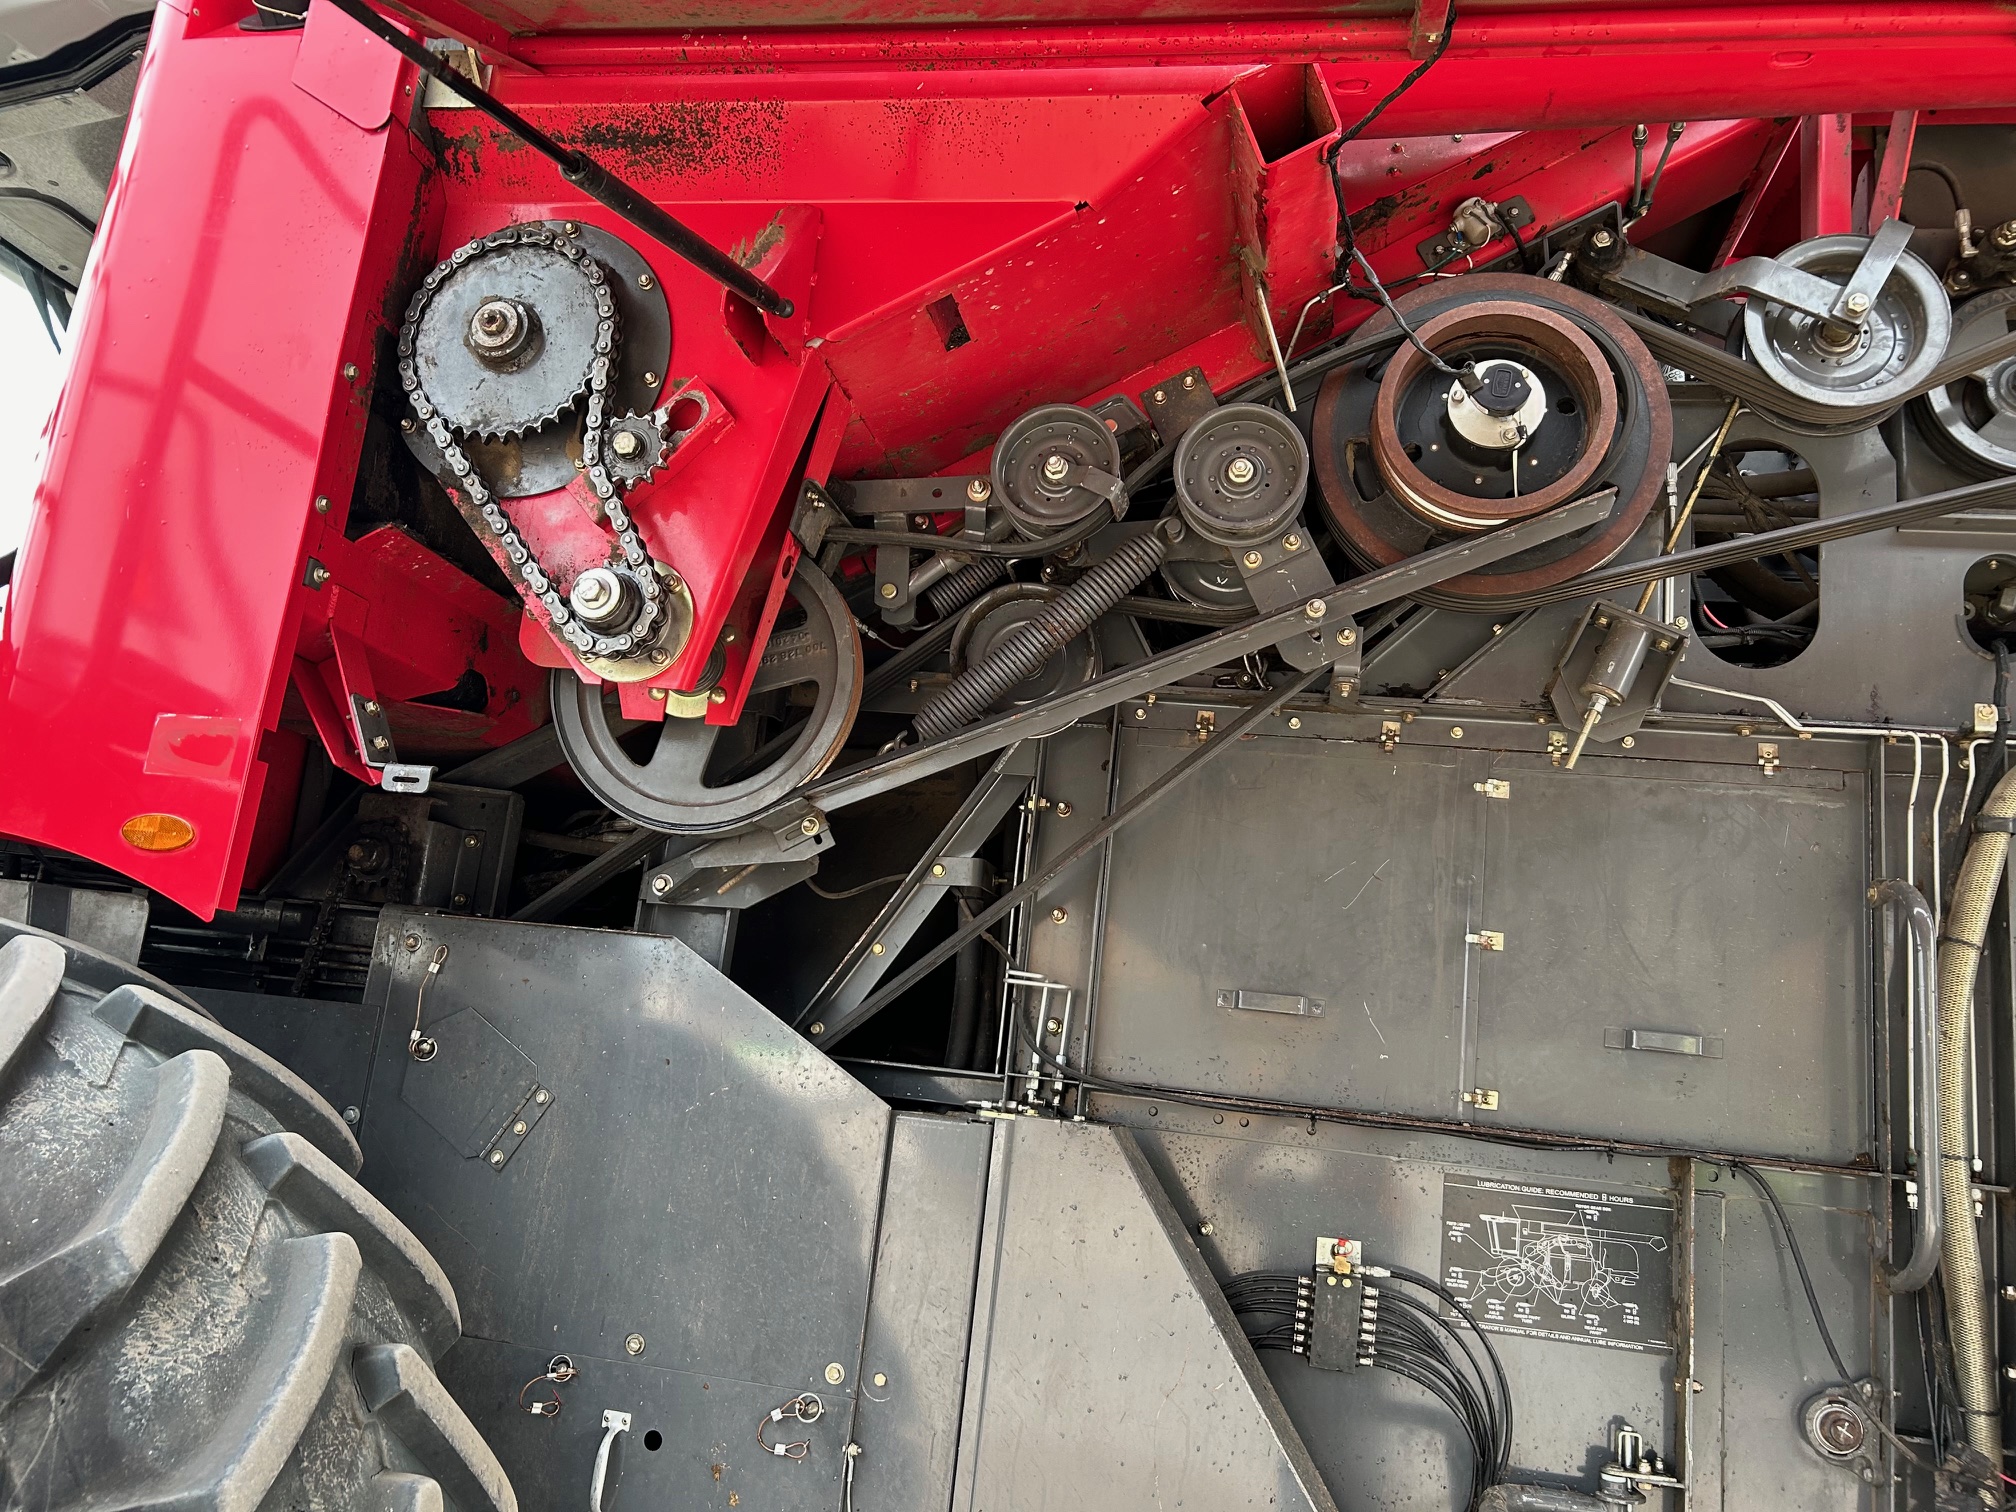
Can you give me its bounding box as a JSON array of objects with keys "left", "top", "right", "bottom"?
[
  {"left": 1745, "top": 233, "right": 1950, "bottom": 411},
  {"left": 1917, "top": 284, "right": 2016, "bottom": 475}
]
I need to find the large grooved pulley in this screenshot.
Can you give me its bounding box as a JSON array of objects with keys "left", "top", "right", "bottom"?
[
  {"left": 1917, "top": 285, "right": 2016, "bottom": 476},
  {"left": 1744, "top": 233, "right": 1950, "bottom": 412},
  {"left": 551, "top": 561, "right": 862, "bottom": 832},
  {"left": 1171, "top": 403, "right": 1310, "bottom": 546},
  {"left": 411, "top": 239, "right": 612, "bottom": 441},
  {"left": 1311, "top": 274, "right": 1671, "bottom": 610}
]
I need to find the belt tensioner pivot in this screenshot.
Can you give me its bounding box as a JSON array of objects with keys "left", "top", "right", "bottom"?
[{"left": 1311, "top": 274, "right": 1671, "bottom": 610}]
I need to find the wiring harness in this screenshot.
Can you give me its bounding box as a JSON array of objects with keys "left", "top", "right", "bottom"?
[{"left": 1226, "top": 1258, "right": 1514, "bottom": 1510}]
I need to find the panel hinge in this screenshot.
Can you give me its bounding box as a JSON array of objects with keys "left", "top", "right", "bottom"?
[
  {"left": 1757, "top": 741, "right": 1781, "bottom": 775},
  {"left": 1465, "top": 930, "right": 1506, "bottom": 951},
  {"left": 1461, "top": 1088, "right": 1500, "bottom": 1110},
  {"left": 1379, "top": 719, "right": 1402, "bottom": 754},
  {"left": 1472, "top": 778, "right": 1511, "bottom": 799}
]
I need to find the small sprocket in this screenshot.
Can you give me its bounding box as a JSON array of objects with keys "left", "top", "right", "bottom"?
[{"left": 603, "top": 410, "right": 671, "bottom": 488}]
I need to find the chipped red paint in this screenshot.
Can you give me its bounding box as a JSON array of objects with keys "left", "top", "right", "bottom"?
[{"left": 4, "top": 0, "right": 2015, "bottom": 916}]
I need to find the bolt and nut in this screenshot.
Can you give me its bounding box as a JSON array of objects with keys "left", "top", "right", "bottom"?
[
  {"left": 1050, "top": 907, "right": 1069, "bottom": 924},
  {"left": 801, "top": 815, "right": 823, "bottom": 836},
  {"left": 966, "top": 478, "right": 992, "bottom": 502},
  {"left": 1041, "top": 453, "right": 1071, "bottom": 484},
  {"left": 1242, "top": 550, "right": 1264, "bottom": 568},
  {"left": 1844, "top": 291, "right": 1872, "bottom": 316},
  {"left": 1282, "top": 533, "right": 1301, "bottom": 551},
  {"left": 652, "top": 874, "right": 674, "bottom": 897},
  {"left": 1223, "top": 456, "right": 1258, "bottom": 487},
  {"left": 638, "top": 272, "right": 655, "bottom": 289},
  {"left": 1304, "top": 599, "right": 1326, "bottom": 619},
  {"left": 1590, "top": 227, "right": 1616, "bottom": 249},
  {"left": 611, "top": 429, "right": 642, "bottom": 458}
]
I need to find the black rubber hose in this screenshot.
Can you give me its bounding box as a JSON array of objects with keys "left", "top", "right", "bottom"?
[
  {"left": 911, "top": 526, "right": 1173, "bottom": 744},
  {"left": 924, "top": 558, "right": 1010, "bottom": 621}
]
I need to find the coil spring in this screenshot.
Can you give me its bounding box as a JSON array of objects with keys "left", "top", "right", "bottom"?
[
  {"left": 912, "top": 528, "right": 1171, "bottom": 744},
  {"left": 924, "top": 558, "right": 1010, "bottom": 620}
]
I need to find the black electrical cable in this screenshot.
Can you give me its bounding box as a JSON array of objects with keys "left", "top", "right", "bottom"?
[
  {"left": 1633, "top": 121, "right": 1687, "bottom": 223},
  {"left": 1319, "top": 0, "right": 1477, "bottom": 391},
  {"left": 1731, "top": 1161, "right": 1851, "bottom": 1382}
]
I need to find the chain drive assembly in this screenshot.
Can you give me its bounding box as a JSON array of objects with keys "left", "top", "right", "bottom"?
[{"left": 399, "top": 223, "right": 672, "bottom": 664}]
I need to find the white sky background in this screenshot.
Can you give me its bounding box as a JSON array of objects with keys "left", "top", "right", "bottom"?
[{"left": 0, "top": 279, "right": 66, "bottom": 557}]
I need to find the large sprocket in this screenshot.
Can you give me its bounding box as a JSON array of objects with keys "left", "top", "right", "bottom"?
[{"left": 409, "top": 236, "right": 615, "bottom": 441}]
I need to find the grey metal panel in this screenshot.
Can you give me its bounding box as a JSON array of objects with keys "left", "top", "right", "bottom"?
[
  {"left": 1117, "top": 1105, "right": 1672, "bottom": 1502},
  {"left": 0, "top": 880, "right": 147, "bottom": 962},
  {"left": 1069, "top": 728, "right": 1473, "bottom": 1117},
  {"left": 1472, "top": 752, "right": 1869, "bottom": 1163},
  {"left": 435, "top": 1338, "right": 854, "bottom": 1512},
  {"left": 950, "top": 1118, "right": 1338, "bottom": 1512},
  {"left": 193, "top": 985, "right": 378, "bottom": 1119},
  {"left": 852, "top": 1113, "right": 993, "bottom": 1512},
  {"left": 357, "top": 909, "right": 892, "bottom": 1414},
  {"left": 1108, "top": 1100, "right": 1872, "bottom": 1512}
]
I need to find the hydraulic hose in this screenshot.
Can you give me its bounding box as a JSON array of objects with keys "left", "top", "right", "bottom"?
[
  {"left": 1872, "top": 878, "right": 1943, "bottom": 1294},
  {"left": 911, "top": 524, "right": 1174, "bottom": 744},
  {"left": 1937, "top": 768, "right": 2016, "bottom": 1475}
]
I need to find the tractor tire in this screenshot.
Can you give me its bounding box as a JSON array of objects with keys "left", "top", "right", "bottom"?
[{"left": 0, "top": 922, "right": 516, "bottom": 1512}]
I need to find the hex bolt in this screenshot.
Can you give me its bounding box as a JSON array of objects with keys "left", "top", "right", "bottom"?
[
  {"left": 535, "top": 1089, "right": 550, "bottom": 1104},
  {"left": 1046, "top": 1017, "right": 1063, "bottom": 1035},
  {"left": 1055, "top": 801, "right": 1073, "bottom": 817},
  {"left": 512, "top": 1120, "right": 528, "bottom": 1136},
  {"left": 809, "top": 1021, "right": 825, "bottom": 1036},
  {"left": 611, "top": 429, "right": 642, "bottom": 458},
  {"left": 1449, "top": 726, "right": 1465, "bottom": 739},
  {"left": 625, "top": 1334, "right": 646, "bottom": 1356},
  {"left": 1844, "top": 291, "right": 1871, "bottom": 315},
  {"left": 1590, "top": 227, "right": 1616, "bottom": 249},
  {"left": 967, "top": 478, "right": 992, "bottom": 502},
  {"left": 1282, "top": 533, "right": 1302, "bottom": 552},
  {"left": 1152, "top": 388, "right": 1167, "bottom": 403},
  {"left": 1224, "top": 456, "right": 1258, "bottom": 487},
  {"left": 1621, "top": 736, "right": 1636, "bottom": 749},
  {"left": 801, "top": 815, "right": 823, "bottom": 837},
  {"left": 371, "top": 735, "right": 390, "bottom": 751},
  {"left": 308, "top": 563, "right": 331, "bottom": 587},
  {"left": 2004, "top": 1285, "right": 2016, "bottom": 1300},
  {"left": 824, "top": 1363, "right": 846, "bottom": 1385},
  {"left": 638, "top": 272, "right": 655, "bottom": 289},
  {"left": 1041, "top": 453, "right": 1071, "bottom": 484},
  {"left": 489, "top": 1150, "right": 505, "bottom": 1167},
  {"left": 1304, "top": 599, "right": 1327, "bottom": 619},
  {"left": 404, "top": 934, "right": 421, "bottom": 951},
  {"left": 870, "top": 942, "right": 886, "bottom": 955},
  {"left": 1242, "top": 550, "right": 1264, "bottom": 568},
  {"left": 1336, "top": 627, "right": 1356, "bottom": 646},
  {"left": 643, "top": 371, "right": 659, "bottom": 387},
  {"left": 651, "top": 874, "right": 673, "bottom": 897},
  {"left": 1050, "top": 907, "right": 1068, "bottom": 924},
  {"left": 1288, "top": 716, "right": 1302, "bottom": 729},
  {"left": 872, "top": 1373, "right": 888, "bottom": 1388},
  {"left": 563, "top": 221, "right": 581, "bottom": 236},
  {"left": 343, "top": 1105, "right": 361, "bottom": 1125},
  {"left": 931, "top": 863, "right": 946, "bottom": 877},
  {"left": 1134, "top": 708, "right": 1147, "bottom": 720},
  {"left": 464, "top": 834, "right": 481, "bottom": 849},
  {"left": 1182, "top": 374, "right": 1197, "bottom": 390},
  {"left": 708, "top": 687, "right": 727, "bottom": 704},
  {"left": 1996, "top": 220, "right": 2016, "bottom": 250},
  {"left": 342, "top": 363, "right": 359, "bottom": 380},
  {"left": 1198, "top": 1221, "right": 1215, "bottom": 1236}
]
